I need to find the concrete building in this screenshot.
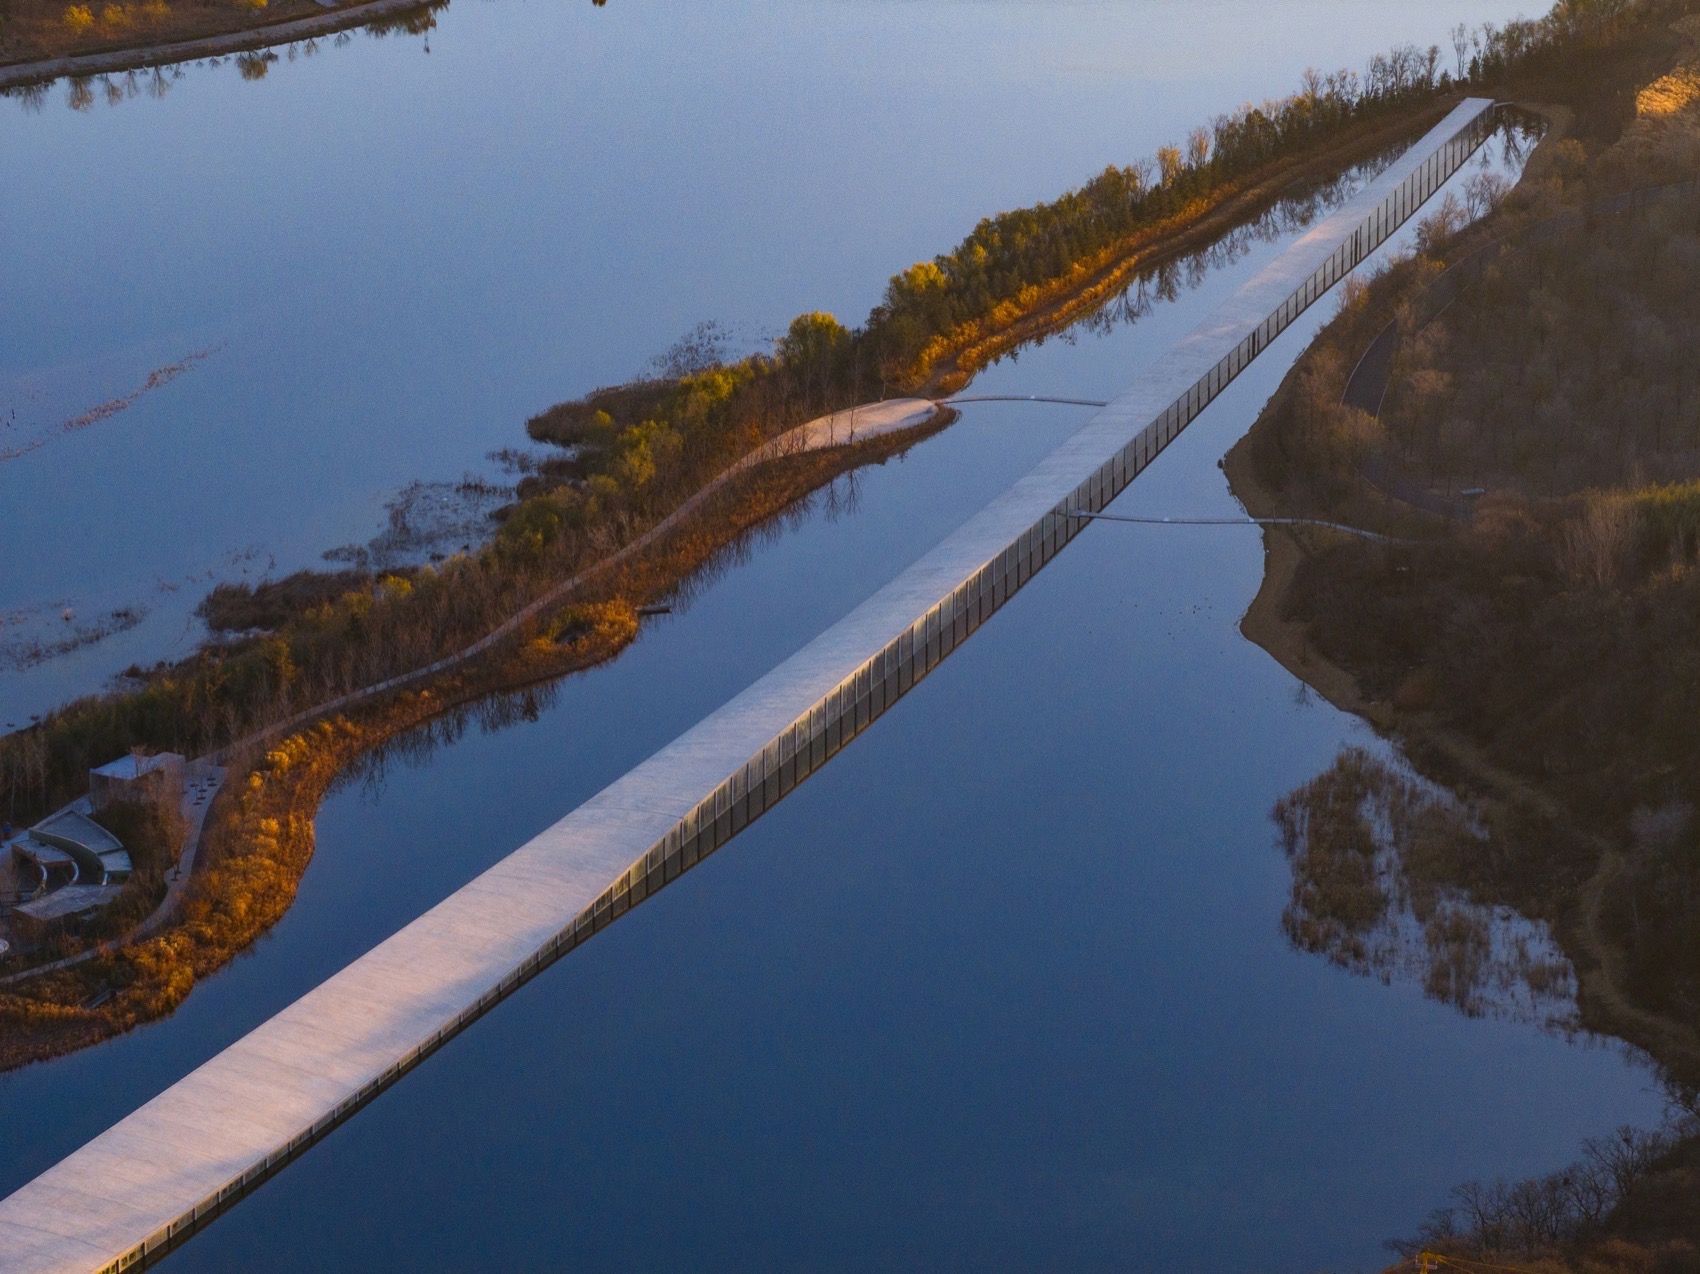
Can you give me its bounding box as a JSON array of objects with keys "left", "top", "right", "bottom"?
[
  {"left": 11, "top": 885, "right": 127, "bottom": 942},
  {"left": 28, "top": 810, "right": 132, "bottom": 883},
  {"left": 87, "top": 752, "right": 184, "bottom": 814}
]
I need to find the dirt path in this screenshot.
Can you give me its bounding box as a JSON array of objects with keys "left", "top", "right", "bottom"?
[{"left": 0, "top": 760, "right": 226, "bottom": 987}]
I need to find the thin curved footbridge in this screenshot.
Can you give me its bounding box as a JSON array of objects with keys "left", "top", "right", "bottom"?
[{"left": 0, "top": 98, "right": 1498, "bottom": 1273}]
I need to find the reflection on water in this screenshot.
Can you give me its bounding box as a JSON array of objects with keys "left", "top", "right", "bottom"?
[
  {"left": 1081, "top": 119, "right": 1540, "bottom": 345},
  {"left": 1076, "top": 150, "right": 1410, "bottom": 341},
  {"left": 0, "top": 4, "right": 1633, "bottom": 1267},
  {"left": 314, "top": 122, "right": 1530, "bottom": 817},
  {"left": 0, "top": 0, "right": 451, "bottom": 112},
  {"left": 0, "top": 0, "right": 1544, "bottom": 726},
  {"left": 338, "top": 676, "right": 560, "bottom": 804},
  {"left": 141, "top": 115, "right": 1661, "bottom": 1273},
  {"left": 1275, "top": 745, "right": 1586, "bottom": 1032}
]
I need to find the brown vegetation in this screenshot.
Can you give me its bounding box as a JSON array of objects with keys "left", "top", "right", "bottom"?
[
  {"left": 1229, "top": 11, "right": 1700, "bottom": 1266},
  {"left": 1274, "top": 747, "right": 1577, "bottom": 1025},
  {"left": 3, "top": 0, "right": 1691, "bottom": 1095}
]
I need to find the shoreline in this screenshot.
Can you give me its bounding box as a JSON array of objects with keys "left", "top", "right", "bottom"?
[
  {"left": 918, "top": 99, "right": 1461, "bottom": 396},
  {"left": 1221, "top": 96, "right": 1700, "bottom": 1086},
  {"left": 1230, "top": 379, "right": 1700, "bottom": 1088},
  {"left": 0, "top": 0, "right": 439, "bottom": 91},
  {"left": 0, "top": 416, "right": 949, "bottom": 1071}
]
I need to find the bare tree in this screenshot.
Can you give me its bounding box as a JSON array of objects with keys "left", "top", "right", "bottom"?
[
  {"left": 1451, "top": 22, "right": 1472, "bottom": 80},
  {"left": 1559, "top": 490, "right": 1636, "bottom": 589}
]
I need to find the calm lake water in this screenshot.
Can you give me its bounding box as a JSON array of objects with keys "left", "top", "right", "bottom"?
[
  {"left": 7, "top": 0, "right": 1524, "bottom": 723},
  {"left": 2, "top": 2, "right": 1659, "bottom": 1271}
]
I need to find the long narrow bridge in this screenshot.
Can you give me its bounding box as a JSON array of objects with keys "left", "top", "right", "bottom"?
[{"left": 0, "top": 98, "right": 1498, "bottom": 1273}]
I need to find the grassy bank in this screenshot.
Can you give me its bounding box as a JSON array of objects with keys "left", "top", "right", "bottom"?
[{"left": 1226, "top": 10, "right": 1700, "bottom": 1265}]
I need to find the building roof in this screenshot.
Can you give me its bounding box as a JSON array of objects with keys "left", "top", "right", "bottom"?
[
  {"left": 14, "top": 884, "right": 125, "bottom": 924},
  {"left": 33, "top": 810, "right": 123, "bottom": 856},
  {"left": 28, "top": 812, "right": 131, "bottom": 881},
  {"left": 91, "top": 752, "right": 184, "bottom": 781},
  {"left": 9, "top": 839, "right": 75, "bottom": 870}
]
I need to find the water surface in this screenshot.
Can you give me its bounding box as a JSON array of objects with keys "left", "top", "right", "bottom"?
[
  {"left": 0, "top": 103, "right": 1662, "bottom": 1270},
  {"left": 4, "top": 0, "right": 1529, "bottom": 722}
]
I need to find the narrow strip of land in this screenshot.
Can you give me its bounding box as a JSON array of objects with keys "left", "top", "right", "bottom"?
[{"left": 218, "top": 398, "right": 937, "bottom": 762}]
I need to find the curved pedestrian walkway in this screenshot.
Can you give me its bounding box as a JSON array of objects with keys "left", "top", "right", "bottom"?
[{"left": 0, "top": 100, "right": 1497, "bottom": 1274}]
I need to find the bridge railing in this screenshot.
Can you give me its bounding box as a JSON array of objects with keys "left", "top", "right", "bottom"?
[{"left": 560, "top": 102, "right": 1501, "bottom": 955}]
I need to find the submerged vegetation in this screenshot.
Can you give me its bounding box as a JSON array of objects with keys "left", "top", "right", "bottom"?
[{"left": 1230, "top": 8, "right": 1700, "bottom": 1265}]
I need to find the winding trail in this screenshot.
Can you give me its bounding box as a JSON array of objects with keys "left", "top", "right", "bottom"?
[{"left": 0, "top": 399, "right": 933, "bottom": 990}]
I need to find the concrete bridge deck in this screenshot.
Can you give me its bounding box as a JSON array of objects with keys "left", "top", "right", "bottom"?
[{"left": 0, "top": 98, "right": 1497, "bottom": 1274}]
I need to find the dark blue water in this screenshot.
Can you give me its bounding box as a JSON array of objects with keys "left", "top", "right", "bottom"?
[{"left": 0, "top": 125, "right": 1662, "bottom": 1271}]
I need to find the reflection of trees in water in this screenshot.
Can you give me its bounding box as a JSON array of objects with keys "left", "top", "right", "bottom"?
[
  {"left": 333, "top": 679, "right": 561, "bottom": 804},
  {"left": 663, "top": 469, "right": 865, "bottom": 614},
  {"left": 1054, "top": 149, "right": 1404, "bottom": 342},
  {"left": 362, "top": 0, "right": 445, "bottom": 38},
  {"left": 328, "top": 466, "right": 870, "bottom": 799},
  {"left": 1, "top": 0, "right": 450, "bottom": 112},
  {"left": 1275, "top": 745, "right": 1583, "bottom": 1031},
  {"left": 1039, "top": 120, "right": 1538, "bottom": 347}
]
